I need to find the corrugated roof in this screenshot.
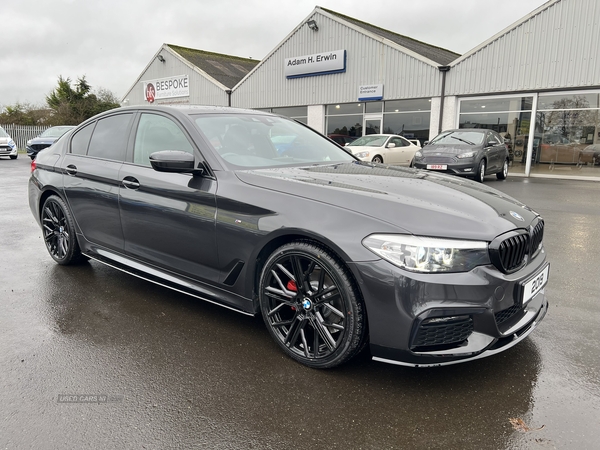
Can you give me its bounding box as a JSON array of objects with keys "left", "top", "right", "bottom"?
[
  {"left": 167, "top": 45, "right": 260, "bottom": 88},
  {"left": 320, "top": 7, "right": 461, "bottom": 65}
]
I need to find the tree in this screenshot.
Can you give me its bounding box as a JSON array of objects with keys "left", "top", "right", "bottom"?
[
  {"left": 0, "top": 103, "right": 52, "bottom": 125},
  {"left": 45, "top": 76, "right": 120, "bottom": 125}
]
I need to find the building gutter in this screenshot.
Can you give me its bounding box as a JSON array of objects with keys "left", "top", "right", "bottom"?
[{"left": 437, "top": 65, "right": 451, "bottom": 134}]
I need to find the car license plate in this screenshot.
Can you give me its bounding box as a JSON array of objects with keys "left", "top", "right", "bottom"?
[
  {"left": 521, "top": 264, "right": 550, "bottom": 305},
  {"left": 427, "top": 164, "right": 447, "bottom": 170}
]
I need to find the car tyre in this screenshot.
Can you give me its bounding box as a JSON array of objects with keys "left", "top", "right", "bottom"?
[
  {"left": 476, "top": 159, "right": 486, "bottom": 183},
  {"left": 496, "top": 158, "right": 509, "bottom": 180},
  {"left": 372, "top": 155, "right": 383, "bottom": 164},
  {"left": 259, "top": 241, "right": 367, "bottom": 369},
  {"left": 41, "top": 195, "right": 86, "bottom": 265},
  {"left": 10, "top": 155, "right": 17, "bottom": 160}
]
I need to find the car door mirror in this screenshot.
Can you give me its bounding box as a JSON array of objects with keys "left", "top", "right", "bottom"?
[
  {"left": 487, "top": 141, "right": 497, "bottom": 147},
  {"left": 387, "top": 143, "right": 396, "bottom": 148},
  {"left": 149, "top": 150, "right": 199, "bottom": 173}
]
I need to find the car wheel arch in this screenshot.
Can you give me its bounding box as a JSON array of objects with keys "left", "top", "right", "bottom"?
[{"left": 248, "top": 230, "right": 360, "bottom": 310}]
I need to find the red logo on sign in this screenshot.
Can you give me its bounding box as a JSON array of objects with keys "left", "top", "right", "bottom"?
[{"left": 145, "top": 83, "right": 156, "bottom": 103}]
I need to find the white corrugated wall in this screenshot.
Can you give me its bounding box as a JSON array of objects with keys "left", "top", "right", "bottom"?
[
  {"left": 446, "top": 0, "right": 600, "bottom": 95},
  {"left": 232, "top": 11, "right": 442, "bottom": 109}
]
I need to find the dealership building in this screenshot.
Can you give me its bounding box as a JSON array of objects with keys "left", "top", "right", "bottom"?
[{"left": 122, "top": 0, "right": 600, "bottom": 180}]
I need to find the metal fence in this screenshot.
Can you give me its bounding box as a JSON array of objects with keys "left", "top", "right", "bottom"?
[{"left": 0, "top": 124, "right": 51, "bottom": 150}]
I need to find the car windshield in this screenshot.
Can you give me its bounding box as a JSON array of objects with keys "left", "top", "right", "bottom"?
[
  {"left": 192, "top": 114, "right": 355, "bottom": 168},
  {"left": 0, "top": 127, "right": 9, "bottom": 138},
  {"left": 347, "top": 135, "right": 387, "bottom": 147},
  {"left": 430, "top": 131, "right": 484, "bottom": 145},
  {"left": 40, "top": 126, "right": 74, "bottom": 138}
]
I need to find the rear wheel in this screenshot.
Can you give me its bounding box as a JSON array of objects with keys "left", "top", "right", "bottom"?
[
  {"left": 259, "top": 241, "right": 366, "bottom": 368},
  {"left": 496, "top": 158, "right": 509, "bottom": 180},
  {"left": 41, "top": 195, "right": 85, "bottom": 265},
  {"left": 476, "top": 159, "right": 486, "bottom": 183},
  {"left": 372, "top": 155, "right": 383, "bottom": 164}
]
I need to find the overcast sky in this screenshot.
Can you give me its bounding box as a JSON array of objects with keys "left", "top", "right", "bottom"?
[{"left": 2, "top": 0, "right": 549, "bottom": 108}]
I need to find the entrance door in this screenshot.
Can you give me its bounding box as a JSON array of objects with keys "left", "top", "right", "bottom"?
[{"left": 364, "top": 115, "right": 382, "bottom": 135}]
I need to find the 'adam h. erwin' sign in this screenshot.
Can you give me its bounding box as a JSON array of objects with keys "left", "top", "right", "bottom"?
[{"left": 285, "top": 50, "right": 346, "bottom": 79}]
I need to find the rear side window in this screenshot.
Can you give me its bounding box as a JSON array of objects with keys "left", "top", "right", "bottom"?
[
  {"left": 70, "top": 123, "right": 95, "bottom": 155},
  {"left": 87, "top": 113, "right": 134, "bottom": 161}
]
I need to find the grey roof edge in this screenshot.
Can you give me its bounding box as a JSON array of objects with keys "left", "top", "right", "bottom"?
[
  {"left": 319, "top": 6, "right": 460, "bottom": 65},
  {"left": 449, "top": 0, "right": 561, "bottom": 67}
]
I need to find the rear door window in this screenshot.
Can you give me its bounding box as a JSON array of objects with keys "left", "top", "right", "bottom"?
[{"left": 87, "top": 113, "right": 134, "bottom": 161}]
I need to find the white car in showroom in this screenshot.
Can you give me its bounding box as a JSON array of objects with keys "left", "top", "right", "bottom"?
[
  {"left": 346, "top": 134, "right": 420, "bottom": 165},
  {"left": 0, "top": 126, "right": 18, "bottom": 160}
]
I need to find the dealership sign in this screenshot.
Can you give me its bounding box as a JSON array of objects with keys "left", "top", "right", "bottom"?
[
  {"left": 358, "top": 84, "right": 384, "bottom": 101},
  {"left": 143, "top": 75, "right": 189, "bottom": 103},
  {"left": 285, "top": 50, "right": 346, "bottom": 79}
]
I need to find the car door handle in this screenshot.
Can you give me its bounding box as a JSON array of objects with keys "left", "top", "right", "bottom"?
[
  {"left": 65, "top": 165, "right": 77, "bottom": 176},
  {"left": 122, "top": 177, "right": 140, "bottom": 190}
]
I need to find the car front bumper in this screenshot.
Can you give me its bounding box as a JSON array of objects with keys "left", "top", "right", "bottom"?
[
  {"left": 350, "top": 249, "right": 549, "bottom": 367},
  {"left": 413, "top": 160, "right": 479, "bottom": 176},
  {"left": 0, "top": 146, "right": 18, "bottom": 157}
]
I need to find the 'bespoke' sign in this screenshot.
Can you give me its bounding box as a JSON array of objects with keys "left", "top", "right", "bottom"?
[
  {"left": 285, "top": 50, "right": 346, "bottom": 79},
  {"left": 143, "top": 75, "right": 189, "bottom": 103}
]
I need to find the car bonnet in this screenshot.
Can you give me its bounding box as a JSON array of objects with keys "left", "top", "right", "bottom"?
[{"left": 235, "top": 162, "right": 539, "bottom": 241}]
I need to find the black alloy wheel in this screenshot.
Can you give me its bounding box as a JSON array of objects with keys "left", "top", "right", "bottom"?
[
  {"left": 372, "top": 155, "right": 383, "bottom": 164},
  {"left": 41, "top": 195, "right": 85, "bottom": 265},
  {"left": 497, "top": 158, "right": 509, "bottom": 180},
  {"left": 259, "top": 241, "right": 366, "bottom": 368},
  {"left": 476, "top": 159, "right": 486, "bottom": 183}
]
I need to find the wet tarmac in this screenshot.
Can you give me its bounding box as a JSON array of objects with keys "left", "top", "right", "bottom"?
[{"left": 1, "top": 156, "right": 599, "bottom": 449}]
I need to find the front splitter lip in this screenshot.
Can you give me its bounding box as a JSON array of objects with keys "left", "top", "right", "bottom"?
[{"left": 373, "top": 296, "right": 548, "bottom": 368}]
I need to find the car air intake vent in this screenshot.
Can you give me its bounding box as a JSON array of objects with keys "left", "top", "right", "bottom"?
[
  {"left": 489, "top": 230, "right": 530, "bottom": 274},
  {"left": 411, "top": 315, "right": 473, "bottom": 352}
]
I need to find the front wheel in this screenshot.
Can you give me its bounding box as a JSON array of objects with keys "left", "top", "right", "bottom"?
[
  {"left": 372, "top": 155, "right": 383, "bottom": 164},
  {"left": 41, "top": 195, "right": 85, "bottom": 265},
  {"left": 259, "top": 241, "right": 366, "bottom": 368},
  {"left": 496, "top": 158, "right": 509, "bottom": 180},
  {"left": 476, "top": 159, "right": 486, "bottom": 183}
]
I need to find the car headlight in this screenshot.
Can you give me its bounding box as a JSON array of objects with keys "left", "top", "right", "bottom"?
[
  {"left": 362, "top": 234, "right": 490, "bottom": 273},
  {"left": 354, "top": 151, "right": 370, "bottom": 158},
  {"left": 456, "top": 151, "right": 476, "bottom": 159},
  {"left": 414, "top": 151, "right": 423, "bottom": 159}
]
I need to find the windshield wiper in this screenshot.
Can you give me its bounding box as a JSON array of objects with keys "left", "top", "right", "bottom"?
[{"left": 451, "top": 136, "right": 476, "bottom": 145}]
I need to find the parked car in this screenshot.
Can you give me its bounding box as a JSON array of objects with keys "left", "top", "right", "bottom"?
[
  {"left": 0, "top": 126, "right": 18, "bottom": 159},
  {"left": 413, "top": 128, "right": 509, "bottom": 182},
  {"left": 26, "top": 126, "right": 75, "bottom": 160},
  {"left": 328, "top": 134, "right": 357, "bottom": 146},
  {"left": 29, "top": 105, "right": 549, "bottom": 369},
  {"left": 580, "top": 144, "right": 600, "bottom": 165},
  {"left": 346, "top": 134, "right": 420, "bottom": 165}
]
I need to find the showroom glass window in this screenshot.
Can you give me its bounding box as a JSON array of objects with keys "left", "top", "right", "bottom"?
[
  {"left": 87, "top": 113, "right": 134, "bottom": 161},
  {"left": 459, "top": 96, "right": 533, "bottom": 174},
  {"left": 270, "top": 106, "right": 308, "bottom": 124},
  {"left": 326, "top": 103, "right": 364, "bottom": 139},
  {"left": 383, "top": 99, "right": 431, "bottom": 146},
  {"left": 133, "top": 113, "right": 194, "bottom": 166},
  {"left": 534, "top": 92, "right": 600, "bottom": 176}
]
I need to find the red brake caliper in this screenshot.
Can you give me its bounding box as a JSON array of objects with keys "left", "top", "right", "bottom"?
[{"left": 287, "top": 280, "right": 297, "bottom": 310}]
